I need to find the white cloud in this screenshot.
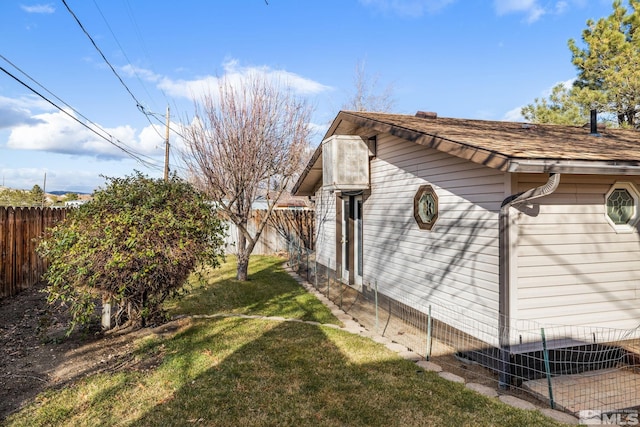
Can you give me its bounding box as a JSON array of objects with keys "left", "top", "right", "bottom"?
[
  {"left": 494, "top": 0, "right": 545, "bottom": 22},
  {"left": 0, "top": 95, "right": 50, "bottom": 129},
  {"left": 554, "top": 1, "right": 569, "bottom": 14},
  {"left": 132, "top": 59, "right": 332, "bottom": 101},
  {"left": 493, "top": 0, "right": 578, "bottom": 23},
  {"left": 120, "top": 65, "right": 162, "bottom": 83},
  {"left": 6, "top": 109, "right": 164, "bottom": 161},
  {"left": 2, "top": 60, "right": 328, "bottom": 162},
  {"left": 359, "top": 0, "right": 456, "bottom": 17},
  {"left": 158, "top": 75, "right": 218, "bottom": 100},
  {"left": 222, "top": 59, "right": 331, "bottom": 95},
  {"left": 542, "top": 78, "right": 575, "bottom": 96},
  {"left": 502, "top": 106, "right": 525, "bottom": 121},
  {"left": 138, "top": 122, "right": 176, "bottom": 154},
  {"left": 20, "top": 4, "right": 55, "bottom": 14}
]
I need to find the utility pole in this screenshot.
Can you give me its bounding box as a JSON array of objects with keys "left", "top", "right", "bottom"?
[{"left": 164, "top": 105, "right": 170, "bottom": 182}]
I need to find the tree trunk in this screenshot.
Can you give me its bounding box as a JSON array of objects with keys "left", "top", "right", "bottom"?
[
  {"left": 236, "top": 224, "right": 249, "bottom": 281},
  {"left": 237, "top": 252, "right": 249, "bottom": 281},
  {"left": 627, "top": 110, "right": 635, "bottom": 128}
]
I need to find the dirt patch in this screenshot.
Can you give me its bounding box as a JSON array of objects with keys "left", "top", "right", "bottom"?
[{"left": 0, "top": 282, "right": 188, "bottom": 421}]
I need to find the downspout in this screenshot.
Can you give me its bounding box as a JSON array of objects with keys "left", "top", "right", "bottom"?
[{"left": 498, "top": 172, "right": 561, "bottom": 388}]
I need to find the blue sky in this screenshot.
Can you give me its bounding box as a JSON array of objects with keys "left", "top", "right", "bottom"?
[{"left": 0, "top": 0, "right": 615, "bottom": 193}]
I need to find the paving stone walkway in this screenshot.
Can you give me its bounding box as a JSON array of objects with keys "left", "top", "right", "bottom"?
[{"left": 524, "top": 368, "right": 640, "bottom": 415}]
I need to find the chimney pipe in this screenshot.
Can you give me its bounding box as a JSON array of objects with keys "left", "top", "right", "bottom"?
[
  {"left": 416, "top": 111, "right": 437, "bottom": 119},
  {"left": 590, "top": 109, "right": 599, "bottom": 135}
]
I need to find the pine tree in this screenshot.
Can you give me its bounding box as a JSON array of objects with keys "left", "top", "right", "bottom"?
[
  {"left": 521, "top": 82, "right": 587, "bottom": 125},
  {"left": 569, "top": 0, "right": 640, "bottom": 127}
]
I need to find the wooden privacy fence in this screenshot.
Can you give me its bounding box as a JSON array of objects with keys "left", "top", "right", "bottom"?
[
  {"left": 224, "top": 209, "right": 315, "bottom": 255},
  {"left": 0, "top": 207, "right": 67, "bottom": 298}
]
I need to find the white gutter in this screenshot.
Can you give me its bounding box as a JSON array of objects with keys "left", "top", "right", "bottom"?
[
  {"left": 498, "top": 172, "right": 561, "bottom": 388},
  {"left": 509, "top": 160, "right": 640, "bottom": 175}
]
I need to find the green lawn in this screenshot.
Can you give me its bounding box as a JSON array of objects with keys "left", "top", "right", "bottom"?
[{"left": 5, "top": 256, "right": 567, "bottom": 427}]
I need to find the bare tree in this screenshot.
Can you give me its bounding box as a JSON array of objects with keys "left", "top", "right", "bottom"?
[
  {"left": 181, "top": 74, "right": 313, "bottom": 280},
  {"left": 343, "top": 59, "right": 396, "bottom": 112}
]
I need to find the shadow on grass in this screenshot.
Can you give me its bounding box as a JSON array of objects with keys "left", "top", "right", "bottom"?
[
  {"left": 126, "top": 319, "right": 561, "bottom": 427},
  {"left": 168, "top": 256, "right": 338, "bottom": 325},
  {"left": 4, "top": 256, "right": 566, "bottom": 426}
]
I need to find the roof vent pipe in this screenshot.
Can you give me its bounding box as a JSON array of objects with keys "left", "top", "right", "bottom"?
[
  {"left": 415, "top": 111, "right": 437, "bottom": 119},
  {"left": 590, "top": 109, "right": 600, "bottom": 136}
]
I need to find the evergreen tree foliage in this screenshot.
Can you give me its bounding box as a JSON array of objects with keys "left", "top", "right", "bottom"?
[
  {"left": 521, "top": 82, "right": 587, "bottom": 125},
  {"left": 30, "top": 184, "right": 44, "bottom": 205},
  {"left": 568, "top": 0, "right": 640, "bottom": 127}
]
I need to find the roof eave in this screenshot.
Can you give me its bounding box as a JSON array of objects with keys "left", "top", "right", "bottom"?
[
  {"left": 292, "top": 144, "right": 323, "bottom": 196},
  {"left": 337, "top": 111, "right": 513, "bottom": 171}
]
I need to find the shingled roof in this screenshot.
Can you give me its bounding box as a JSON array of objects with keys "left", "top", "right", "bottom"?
[{"left": 293, "top": 111, "right": 640, "bottom": 196}]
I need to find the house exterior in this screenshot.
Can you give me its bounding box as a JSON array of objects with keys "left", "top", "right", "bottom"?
[{"left": 293, "top": 110, "right": 640, "bottom": 359}]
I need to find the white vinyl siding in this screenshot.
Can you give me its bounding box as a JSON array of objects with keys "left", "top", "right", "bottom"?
[
  {"left": 314, "top": 187, "right": 336, "bottom": 270},
  {"left": 363, "top": 134, "right": 505, "bottom": 345},
  {"left": 515, "top": 174, "right": 640, "bottom": 330}
]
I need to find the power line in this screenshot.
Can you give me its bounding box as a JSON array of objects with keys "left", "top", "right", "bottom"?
[
  {"left": 0, "top": 62, "right": 162, "bottom": 170},
  {"left": 0, "top": 53, "right": 158, "bottom": 166},
  {"left": 92, "top": 0, "right": 159, "bottom": 110},
  {"left": 61, "top": 0, "right": 166, "bottom": 142},
  {"left": 146, "top": 110, "right": 186, "bottom": 140},
  {"left": 61, "top": 0, "right": 144, "bottom": 112}
]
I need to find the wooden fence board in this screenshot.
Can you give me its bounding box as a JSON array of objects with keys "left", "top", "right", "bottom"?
[
  {"left": 0, "top": 207, "right": 6, "bottom": 295},
  {"left": 0, "top": 207, "right": 67, "bottom": 298},
  {"left": 224, "top": 209, "right": 315, "bottom": 255},
  {"left": 7, "top": 208, "right": 16, "bottom": 296}
]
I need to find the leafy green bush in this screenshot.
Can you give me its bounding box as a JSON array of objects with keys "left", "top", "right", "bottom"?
[{"left": 37, "top": 172, "right": 226, "bottom": 332}]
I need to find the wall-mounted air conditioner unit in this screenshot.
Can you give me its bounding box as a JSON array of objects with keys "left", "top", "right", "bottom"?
[{"left": 322, "top": 135, "right": 370, "bottom": 191}]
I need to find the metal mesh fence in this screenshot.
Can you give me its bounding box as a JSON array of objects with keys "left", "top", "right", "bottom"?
[{"left": 286, "top": 241, "right": 640, "bottom": 417}]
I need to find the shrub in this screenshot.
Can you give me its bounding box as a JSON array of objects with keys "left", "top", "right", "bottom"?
[{"left": 37, "top": 172, "right": 226, "bottom": 332}]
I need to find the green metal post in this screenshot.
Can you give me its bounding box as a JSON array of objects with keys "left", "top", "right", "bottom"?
[
  {"left": 306, "top": 249, "right": 309, "bottom": 281},
  {"left": 374, "top": 281, "right": 379, "bottom": 333},
  {"left": 426, "top": 305, "right": 433, "bottom": 361},
  {"left": 314, "top": 260, "right": 318, "bottom": 289},
  {"left": 541, "top": 328, "right": 555, "bottom": 409},
  {"left": 326, "top": 268, "right": 330, "bottom": 299}
]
